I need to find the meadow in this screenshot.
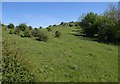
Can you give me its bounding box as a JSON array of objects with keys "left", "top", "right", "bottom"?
[{"left": 2, "top": 25, "right": 118, "bottom": 82}]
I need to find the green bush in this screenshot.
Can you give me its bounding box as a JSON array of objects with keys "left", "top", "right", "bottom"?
[
  {"left": 29, "top": 26, "right": 33, "bottom": 30},
  {"left": 60, "top": 22, "right": 64, "bottom": 25},
  {"left": 98, "top": 16, "right": 116, "bottom": 41},
  {"left": 31, "top": 29, "right": 39, "bottom": 37},
  {"left": 55, "top": 31, "right": 61, "bottom": 38},
  {"left": 47, "top": 27, "right": 52, "bottom": 32},
  {"left": 23, "top": 30, "right": 31, "bottom": 37},
  {"left": 31, "top": 29, "right": 48, "bottom": 42},
  {"left": 69, "top": 24, "right": 73, "bottom": 27},
  {"left": 81, "top": 12, "right": 99, "bottom": 36},
  {"left": 18, "top": 23, "right": 28, "bottom": 31},
  {"left": 9, "top": 29, "right": 15, "bottom": 34},
  {"left": 14, "top": 28, "right": 21, "bottom": 35},
  {"left": 39, "top": 26, "right": 42, "bottom": 29},
  {"left": 36, "top": 31, "right": 48, "bottom": 42},
  {"left": 2, "top": 40, "right": 37, "bottom": 82},
  {"left": 8, "top": 23, "right": 14, "bottom": 29}
]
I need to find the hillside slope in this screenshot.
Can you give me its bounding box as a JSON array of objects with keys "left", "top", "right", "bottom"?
[{"left": 2, "top": 26, "right": 118, "bottom": 82}]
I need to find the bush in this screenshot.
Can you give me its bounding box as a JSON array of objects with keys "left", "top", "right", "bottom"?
[
  {"left": 39, "top": 26, "right": 42, "bottom": 29},
  {"left": 81, "top": 12, "right": 99, "bottom": 36},
  {"left": 31, "top": 29, "right": 39, "bottom": 37},
  {"left": 60, "top": 22, "right": 64, "bottom": 25},
  {"left": 55, "top": 31, "right": 61, "bottom": 38},
  {"left": 14, "top": 28, "right": 21, "bottom": 35},
  {"left": 98, "top": 16, "right": 116, "bottom": 41},
  {"left": 31, "top": 29, "right": 48, "bottom": 42},
  {"left": 9, "top": 29, "right": 15, "bottom": 34},
  {"left": 53, "top": 25, "right": 56, "bottom": 27},
  {"left": 47, "top": 27, "right": 52, "bottom": 32},
  {"left": 36, "top": 31, "right": 48, "bottom": 42},
  {"left": 69, "top": 24, "right": 73, "bottom": 27},
  {"left": 8, "top": 23, "right": 14, "bottom": 29},
  {"left": 29, "top": 26, "right": 33, "bottom": 30},
  {"left": 23, "top": 30, "right": 31, "bottom": 37},
  {"left": 2, "top": 40, "right": 37, "bottom": 82},
  {"left": 18, "top": 23, "right": 28, "bottom": 31}
]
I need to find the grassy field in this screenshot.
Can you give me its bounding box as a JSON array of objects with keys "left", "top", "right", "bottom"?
[{"left": 2, "top": 26, "right": 118, "bottom": 82}]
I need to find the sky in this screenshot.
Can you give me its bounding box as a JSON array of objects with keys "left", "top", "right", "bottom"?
[{"left": 2, "top": 2, "right": 118, "bottom": 28}]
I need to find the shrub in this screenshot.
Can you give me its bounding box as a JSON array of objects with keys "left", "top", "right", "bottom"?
[
  {"left": 53, "top": 25, "right": 56, "bottom": 27},
  {"left": 9, "top": 29, "right": 15, "bottom": 34},
  {"left": 36, "top": 31, "right": 48, "bottom": 42},
  {"left": 31, "top": 29, "right": 39, "bottom": 37},
  {"left": 60, "top": 22, "right": 64, "bottom": 25},
  {"left": 23, "top": 30, "right": 31, "bottom": 37},
  {"left": 39, "top": 26, "right": 42, "bottom": 29},
  {"left": 69, "top": 24, "right": 73, "bottom": 27},
  {"left": 29, "top": 26, "right": 33, "bottom": 30},
  {"left": 18, "top": 23, "right": 28, "bottom": 31},
  {"left": 55, "top": 31, "right": 61, "bottom": 38},
  {"left": 81, "top": 12, "right": 99, "bottom": 36},
  {"left": 31, "top": 29, "right": 48, "bottom": 42},
  {"left": 8, "top": 23, "right": 14, "bottom": 29},
  {"left": 14, "top": 28, "right": 21, "bottom": 35},
  {"left": 2, "top": 40, "right": 37, "bottom": 82},
  {"left": 47, "top": 27, "right": 52, "bottom": 32},
  {"left": 98, "top": 16, "right": 116, "bottom": 41}
]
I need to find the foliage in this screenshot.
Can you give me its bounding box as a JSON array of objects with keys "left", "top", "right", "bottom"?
[
  {"left": 14, "top": 28, "right": 21, "bottom": 35},
  {"left": 98, "top": 16, "right": 116, "bottom": 41},
  {"left": 47, "top": 27, "right": 52, "bottom": 32},
  {"left": 39, "top": 26, "right": 42, "bottom": 29},
  {"left": 18, "top": 23, "right": 28, "bottom": 31},
  {"left": 29, "top": 26, "right": 33, "bottom": 30},
  {"left": 60, "top": 22, "right": 64, "bottom": 25},
  {"left": 35, "top": 31, "right": 48, "bottom": 42},
  {"left": 104, "top": 4, "right": 118, "bottom": 23},
  {"left": 23, "top": 29, "right": 32, "bottom": 37},
  {"left": 2, "top": 40, "right": 37, "bottom": 82},
  {"left": 55, "top": 31, "right": 61, "bottom": 38},
  {"left": 81, "top": 12, "right": 99, "bottom": 36},
  {"left": 31, "top": 29, "right": 40, "bottom": 37},
  {"left": 8, "top": 23, "right": 14, "bottom": 29},
  {"left": 9, "top": 29, "right": 15, "bottom": 34},
  {"left": 53, "top": 25, "right": 57, "bottom": 27},
  {"left": 69, "top": 24, "right": 73, "bottom": 27},
  {"left": 31, "top": 29, "right": 48, "bottom": 42}
]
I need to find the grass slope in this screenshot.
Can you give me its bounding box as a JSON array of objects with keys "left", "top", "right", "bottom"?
[{"left": 2, "top": 26, "right": 118, "bottom": 82}]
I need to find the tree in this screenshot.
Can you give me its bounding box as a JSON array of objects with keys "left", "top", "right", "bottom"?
[
  {"left": 39, "top": 26, "right": 42, "bottom": 29},
  {"left": 98, "top": 16, "right": 116, "bottom": 41},
  {"left": 18, "top": 23, "right": 28, "bottom": 31},
  {"left": 81, "top": 12, "right": 99, "bottom": 36},
  {"left": 104, "top": 4, "right": 118, "bottom": 23},
  {"left": 60, "top": 22, "right": 64, "bottom": 25},
  {"left": 53, "top": 25, "right": 56, "bottom": 27},
  {"left": 29, "top": 26, "right": 33, "bottom": 30},
  {"left": 8, "top": 23, "right": 14, "bottom": 29}
]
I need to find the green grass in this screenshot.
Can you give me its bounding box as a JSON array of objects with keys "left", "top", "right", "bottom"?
[{"left": 2, "top": 26, "right": 118, "bottom": 82}]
